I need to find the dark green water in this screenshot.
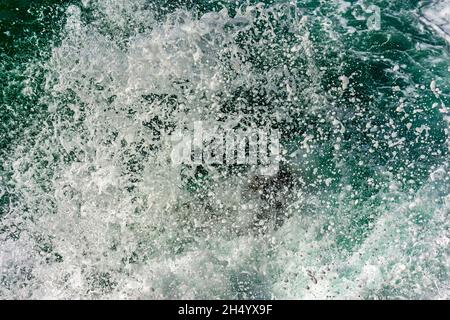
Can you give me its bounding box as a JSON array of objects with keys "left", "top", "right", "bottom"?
[{"left": 0, "top": 0, "right": 449, "bottom": 299}]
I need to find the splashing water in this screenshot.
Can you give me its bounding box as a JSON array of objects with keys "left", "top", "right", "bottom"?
[{"left": 0, "top": 0, "right": 449, "bottom": 299}]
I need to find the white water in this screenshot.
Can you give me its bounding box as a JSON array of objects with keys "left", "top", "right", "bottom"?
[
  {"left": 0, "top": 0, "right": 449, "bottom": 299},
  {"left": 421, "top": 0, "right": 450, "bottom": 42}
]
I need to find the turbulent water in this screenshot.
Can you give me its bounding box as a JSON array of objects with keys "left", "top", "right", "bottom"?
[{"left": 0, "top": 0, "right": 449, "bottom": 299}]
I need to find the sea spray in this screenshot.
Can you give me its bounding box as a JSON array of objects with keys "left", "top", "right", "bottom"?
[{"left": 0, "top": 0, "right": 449, "bottom": 299}]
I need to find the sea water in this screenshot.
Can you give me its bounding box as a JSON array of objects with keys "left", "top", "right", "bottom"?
[{"left": 0, "top": 0, "right": 449, "bottom": 299}]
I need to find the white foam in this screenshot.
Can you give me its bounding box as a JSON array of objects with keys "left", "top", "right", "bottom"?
[
  {"left": 420, "top": 0, "right": 450, "bottom": 42},
  {"left": 1, "top": 0, "right": 449, "bottom": 300}
]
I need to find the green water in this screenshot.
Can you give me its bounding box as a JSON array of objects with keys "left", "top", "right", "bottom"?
[{"left": 0, "top": 0, "right": 449, "bottom": 299}]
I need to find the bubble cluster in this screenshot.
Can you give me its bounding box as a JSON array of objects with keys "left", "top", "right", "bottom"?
[{"left": 0, "top": 0, "right": 449, "bottom": 299}]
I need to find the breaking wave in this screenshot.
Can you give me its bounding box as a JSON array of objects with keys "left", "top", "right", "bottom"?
[{"left": 0, "top": 0, "right": 449, "bottom": 299}]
